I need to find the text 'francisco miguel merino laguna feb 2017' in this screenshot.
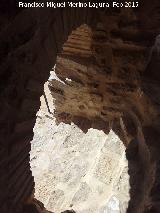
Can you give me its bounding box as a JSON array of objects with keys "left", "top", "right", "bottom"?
[{"left": 18, "top": 1, "right": 139, "bottom": 8}]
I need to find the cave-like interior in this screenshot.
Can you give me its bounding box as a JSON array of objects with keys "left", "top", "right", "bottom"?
[{"left": 1, "top": 1, "right": 160, "bottom": 212}]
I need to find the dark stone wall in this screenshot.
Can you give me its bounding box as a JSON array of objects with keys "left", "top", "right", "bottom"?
[{"left": 0, "top": 4, "right": 94, "bottom": 212}]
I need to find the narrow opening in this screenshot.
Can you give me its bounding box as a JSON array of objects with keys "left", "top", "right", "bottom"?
[{"left": 30, "top": 70, "right": 130, "bottom": 213}]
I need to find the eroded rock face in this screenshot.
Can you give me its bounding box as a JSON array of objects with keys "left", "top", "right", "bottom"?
[
  {"left": 49, "top": 20, "right": 156, "bottom": 141},
  {"left": 48, "top": 3, "right": 160, "bottom": 139},
  {"left": 48, "top": 8, "right": 160, "bottom": 213},
  {"left": 1, "top": 2, "right": 160, "bottom": 212}
]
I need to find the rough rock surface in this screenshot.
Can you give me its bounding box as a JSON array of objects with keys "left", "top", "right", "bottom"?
[
  {"left": 30, "top": 83, "right": 129, "bottom": 213},
  {"left": 1, "top": 3, "right": 160, "bottom": 212},
  {"left": 49, "top": 24, "right": 155, "bottom": 141}
]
